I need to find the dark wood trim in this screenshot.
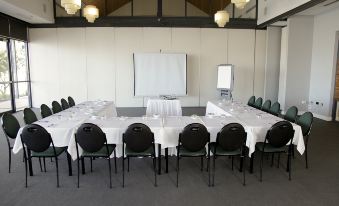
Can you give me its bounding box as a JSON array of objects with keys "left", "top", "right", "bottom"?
[
  {"left": 29, "top": 16, "right": 258, "bottom": 29},
  {"left": 257, "top": 0, "right": 327, "bottom": 28}
]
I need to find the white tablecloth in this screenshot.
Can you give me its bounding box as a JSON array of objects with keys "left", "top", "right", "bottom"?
[
  {"left": 206, "top": 101, "right": 305, "bottom": 157},
  {"left": 12, "top": 101, "right": 117, "bottom": 154},
  {"left": 146, "top": 99, "right": 182, "bottom": 116}
]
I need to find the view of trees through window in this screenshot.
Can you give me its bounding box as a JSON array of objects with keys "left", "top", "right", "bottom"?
[{"left": 0, "top": 39, "right": 30, "bottom": 113}]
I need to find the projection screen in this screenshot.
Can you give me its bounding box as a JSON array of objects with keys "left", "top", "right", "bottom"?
[{"left": 134, "top": 53, "right": 187, "bottom": 96}]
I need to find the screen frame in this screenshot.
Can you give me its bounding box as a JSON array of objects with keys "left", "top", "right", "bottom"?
[{"left": 217, "top": 64, "right": 234, "bottom": 91}]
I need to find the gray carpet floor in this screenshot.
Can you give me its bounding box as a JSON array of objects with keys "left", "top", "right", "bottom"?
[{"left": 0, "top": 117, "right": 338, "bottom": 206}]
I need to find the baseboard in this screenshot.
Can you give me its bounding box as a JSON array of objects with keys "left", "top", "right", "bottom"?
[{"left": 313, "top": 113, "right": 332, "bottom": 121}]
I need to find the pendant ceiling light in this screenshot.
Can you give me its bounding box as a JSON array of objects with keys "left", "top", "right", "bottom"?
[
  {"left": 231, "top": 0, "right": 250, "bottom": 9},
  {"left": 214, "top": 10, "right": 230, "bottom": 27},
  {"left": 61, "top": 0, "right": 81, "bottom": 15},
  {"left": 83, "top": 5, "right": 99, "bottom": 23}
]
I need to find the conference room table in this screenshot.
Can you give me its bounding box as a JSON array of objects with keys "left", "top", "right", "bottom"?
[{"left": 12, "top": 100, "right": 117, "bottom": 176}]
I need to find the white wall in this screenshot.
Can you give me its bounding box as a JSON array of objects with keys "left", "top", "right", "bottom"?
[
  {"left": 309, "top": 7, "right": 339, "bottom": 120},
  {"left": 28, "top": 27, "right": 267, "bottom": 108},
  {"left": 0, "top": 0, "right": 54, "bottom": 23},
  {"left": 257, "top": 0, "right": 311, "bottom": 25}
]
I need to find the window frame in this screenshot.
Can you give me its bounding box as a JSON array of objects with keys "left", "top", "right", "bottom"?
[{"left": 0, "top": 37, "right": 32, "bottom": 114}]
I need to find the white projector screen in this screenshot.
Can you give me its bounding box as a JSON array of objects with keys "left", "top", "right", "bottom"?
[
  {"left": 134, "top": 53, "right": 187, "bottom": 96},
  {"left": 217, "top": 64, "right": 234, "bottom": 90}
]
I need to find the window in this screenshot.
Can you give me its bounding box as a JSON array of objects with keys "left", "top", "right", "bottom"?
[{"left": 0, "top": 38, "right": 31, "bottom": 113}]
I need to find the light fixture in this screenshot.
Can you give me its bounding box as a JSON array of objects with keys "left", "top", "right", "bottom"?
[
  {"left": 231, "top": 0, "right": 250, "bottom": 9},
  {"left": 83, "top": 5, "right": 99, "bottom": 23},
  {"left": 214, "top": 10, "right": 230, "bottom": 27},
  {"left": 61, "top": 0, "right": 81, "bottom": 15}
]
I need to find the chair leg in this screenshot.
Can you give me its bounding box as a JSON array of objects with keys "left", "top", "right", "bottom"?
[
  {"left": 90, "top": 157, "right": 93, "bottom": 172},
  {"left": 43, "top": 157, "right": 46, "bottom": 172},
  {"left": 288, "top": 148, "right": 292, "bottom": 181},
  {"left": 260, "top": 152, "right": 264, "bottom": 182},
  {"left": 77, "top": 158, "right": 80, "bottom": 188},
  {"left": 127, "top": 157, "right": 130, "bottom": 172},
  {"left": 39, "top": 158, "right": 43, "bottom": 172},
  {"left": 122, "top": 157, "right": 125, "bottom": 188},
  {"left": 231, "top": 156, "right": 234, "bottom": 171},
  {"left": 208, "top": 147, "right": 211, "bottom": 186},
  {"left": 277, "top": 153, "right": 280, "bottom": 168},
  {"left": 108, "top": 157, "right": 112, "bottom": 188},
  {"left": 153, "top": 156, "right": 157, "bottom": 187},
  {"left": 55, "top": 157, "right": 59, "bottom": 187},
  {"left": 114, "top": 150, "right": 117, "bottom": 174},
  {"left": 271, "top": 154, "right": 274, "bottom": 167},
  {"left": 200, "top": 156, "right": 203, "bottom": 172},
  {"left": 212, "top": 155, "right": 216, "bottom": 186},
  {"left": 8, "top": 149, "right": 11, "bottom": 173},
  {"left": 176, "top": 155, "right": 180, "bottom": 187},
  {"left": 24, "top": 157, "right": 28, "bottom": 188},
  {"left": 242, "top": 155, "right": 246, "bottom": 186},
  {"left": 51, "top": 157, "right": 53, "bottom": 162},
  {"left": 305, "top": 148, "right": 309, "bottom": 169}
]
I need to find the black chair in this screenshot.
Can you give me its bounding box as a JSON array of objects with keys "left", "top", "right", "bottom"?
[
  {"left": 261, "top": 100, "right": 271, "bottom": 112},
  {"left": 122, "top": 123, "right": 157, "bottom": 187},
  {"left": 75, "top": 123, "right": 116, "bottom": 188},
  {"left": 40, "top": 104, "right": 53, "bottom": 118},
  {"left": 210, "top": 123, "right": 247, "bottom": 186},
  {"left": 255, "top": 121, "right": 295, "bottom": 181},
  {"left": 52, "top": 101, "right": 63, "bottom": 113},
  {"left": 296, "top": 112, "right": 313, "bottom": 168},
  {"left": 68, "top": 96, "right": 75, "bottom": 107},
  {"left": 177, "top": 123, "right": 210, "bottom": 187},
  {"left": 284, "top": 106, "right": 298, "bottom": 122},
  {"left": 61, "top": 98, "right": 70, "bottom": 110},
  {"left": 269, "top": 102, "right": 281, "bottom": 116},
  {"left": 247, "top": 96, "right": 256, "bottom": 106},
  {"left": 20, "top": 124, "right": 67, "bottom": 187},
  {"left": 253, "top": 97, "right": 263, "bottom": 109},
  {"left": 23, "top": 108, "right": 38, "bottom": 124},
  {"left": 1, "top": 113, "right": 21, "bottom": 173}
]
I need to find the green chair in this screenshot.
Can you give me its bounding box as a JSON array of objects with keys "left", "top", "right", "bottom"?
[
  {"left": 209, "top": 123, "right": 247, "bottom": 186},
  {"left": 122, "top": 123, "right": 157, "bottom": 187},
  {"left": 23, "top": 108, "right": 38, "bottom": 124},
  {"left": 269, "top": 102, "right": 281, "bottom": 116},
  {"left": 284, "top": 106, "right": 298, "bottom": 122},
  {"left": 247, "top": 96, "right": 256, "bottom": 106},
  {"left": 52, "top": 101, "right": 63, "bottom": 114},
  {"left": 254, "top": 121, "right": 294, "bottom": 181},
  {"left": 68, "top": 96, "right": 76, "bottom": 107},
  {"left": 61, "top": 98, "right": 70, "bottom": 110},
  {"left": 20, "top": 124, "right": 68, "bottom": 187},
  {"left": 261, "top": 100, "right": 271, "bottom": 112},
  {"left": 296, "top": 112, "right": 313, "bottom": 168},
  {"left": 75, "top": 123, "right": 117, "bottom": 188},
  {"left": 253, "top": 97, "right": 263, "bottom": 109},
  {"left": 177, "top": 123, "right": 210, "bottom": 187},
  {"left": 40, "top": 104, "right": 53, "bottom": 118},
  {"left": 1, "top": 113, "right": 21, "bottom": 173}
]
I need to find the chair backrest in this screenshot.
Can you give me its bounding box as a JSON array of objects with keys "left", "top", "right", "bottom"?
[
  {"left": 123, "top": 123, "right": 154, "bottom": 152},
  {"left": 262, "top": 100, "right": 271, "bottom": 112},
  {"left": 296, "top": 112, "right": 313, "bottom": 136},
  {"left": 284, "top": 106, "right": 298, "bottom": 122},
  {"left": 52, "top": 101, "right": 63, "bottom": 113},
  {"left": 21, "top": 124, "right": 51, "bottom": 153},
  {"left": 76, "top": 123, "right": 106, "bottom": 153},
  {"left": 23, "top": 108, "right": 38, "bottom": 124},
  {"left": 1, "top": 113, "right": 20, "bottom": 139},
  {"left": 247, "top": 96, "right": 256, "bottom": 106},
  {"left": 68, "top": 96, "right": 75, "bottom": 107},
  {"left": 266, "top": 121, "right": 294, "bottom": 148},
  {"left": 270, "top": 102, "right": 280, "bottom": 116},
  {"left": 217, "top": 123, "right": 247, "bottom": 151},
  {"left": 180, "top": 123, "right": 209, "bottom": 152},
  {"left": 40, "top": 104, "right": 53, "bottom": 118},
  {"left": 254, "top": 97, "right": 263, "bottom": 109},
  {"left": 61, "top": 98, "right": 70, "bottom": 110}
]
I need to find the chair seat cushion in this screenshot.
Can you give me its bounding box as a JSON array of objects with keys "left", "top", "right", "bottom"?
[
  {"left": 255, "top": 142, "right": 287, "bottom": 153},
  {"left": 178, "top": 146, "right": 206, "bottom": 157},
  {"left": 83, "top": 145, "right": 116, "bottom": 157},
  {"left": 209, "top": 143, "right": 242, "bottom": 156},
  {"left": 125, "top": 146, "right": 154, "bottom": 157},
  {"left": 32, "top": 147, "right": 66, "bottom": 157}
]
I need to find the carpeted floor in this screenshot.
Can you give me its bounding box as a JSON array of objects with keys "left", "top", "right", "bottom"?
[{"left": 0, "top": 116, "right": 338, "bottom": 206}]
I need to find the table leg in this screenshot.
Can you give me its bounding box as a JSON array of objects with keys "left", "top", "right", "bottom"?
[
  {"left": 158, "top": 144, "right": 161, "bottom": 175},
  {"left": 81, "top": 157, "right": 85, "bottom": 174},
  {"left": 28, "top": 149, "right": 33, "bottom": 176},
  {"left": 165, "top": 148, "right": 168, "bottom": 173},
  {"left": 66, "top": 152, "right": 72, "bottom": 176}
]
